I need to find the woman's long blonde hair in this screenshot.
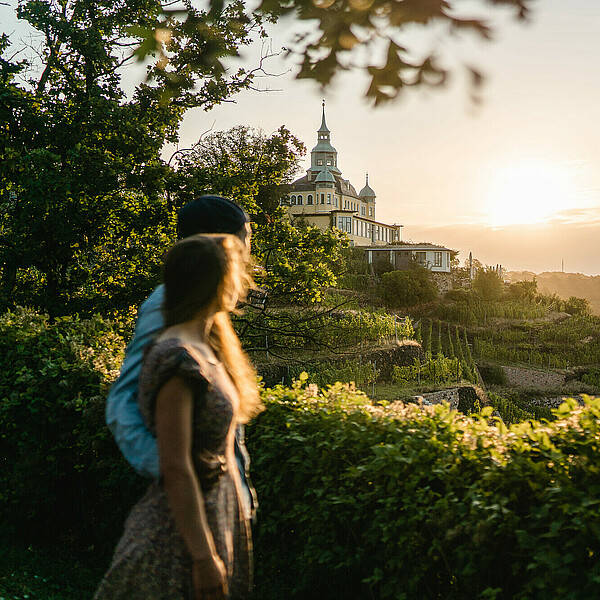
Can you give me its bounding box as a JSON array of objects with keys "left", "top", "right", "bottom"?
[{"left": 162, "top": 234, "right": 262, "bottom": 422}]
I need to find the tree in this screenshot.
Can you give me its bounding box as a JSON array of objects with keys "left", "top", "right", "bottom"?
[
  {"left": 378, "top": 265, "right": 438, "bottom": 308},
  {"left": 169, "top": 124, "right": 347, "bottom": 304},
  {"left": 134, "top": 0, "right": 535, "bottom": 105},
  {"left": 508, "top": 278, "right": 538, "bottom": 302},
  {"left": 564, "top": 296, "right": 590, "bottom": 316},
  {"left": 0, "top": 0, "right": 266, "bottom": 315},
  {"left": 171, "top": 125, "right": 305, "bottom": 221},
  {"left": 472, "top": 267, "right": 504, "bottom": 301},
  {"left": 252, "top": 219, "right": 348, "bottom": 304}
]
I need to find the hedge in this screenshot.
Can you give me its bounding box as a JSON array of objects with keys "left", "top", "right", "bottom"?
[
  {"left": 2, "top": 309, "right": 600, "bottom": 599},
  {"left": 247, "top": 378, "right": 600, "bottom": 600},
  {"left": 0, "top": 308, "right": 145, "bottom": 550}
]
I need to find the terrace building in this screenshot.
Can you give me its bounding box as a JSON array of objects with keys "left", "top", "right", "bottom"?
[{"left": 365, "top": 244, "right": 454, "bottom": 274}]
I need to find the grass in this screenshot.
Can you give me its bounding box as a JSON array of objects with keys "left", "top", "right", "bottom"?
[{"left": 0, "top": 544, "right": 103, "bottom": 600}]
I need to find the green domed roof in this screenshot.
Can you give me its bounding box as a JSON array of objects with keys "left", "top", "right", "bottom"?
[
  {"left": 315, "top": 165, "right": 336, "bottom": 183},
  {"left": 311, "top": 139, "right": 337, "bottom": 154},
  {"left": 359, "top": 174, "right": 376, "bottom": 198}
]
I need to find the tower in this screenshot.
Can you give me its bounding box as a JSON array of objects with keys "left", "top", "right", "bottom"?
[
  {"left": 359, "top": 173, "right": 376, "bottom": 220},
  {"left": 308, "top": 101, "right": 341, "bottom": 182}
]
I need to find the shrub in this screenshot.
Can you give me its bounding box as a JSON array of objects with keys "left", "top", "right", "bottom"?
[
  {"left": 247, "top": 381, "right": 600, "bottom": 599},
  {"left": 565, "top": 296, "right": 591, "bottom": 316},
  {"left": 372, "top": 255, "right": 394, "bottom": 277},
  {"left": 378, "top": 266, "right": 438, "bottom": 308},
  {"left": 392, "top": 355, "right": 461, "bottom": 385},
  {"left": 477, "top": 362, "right": 508, "bottom": 385},
  {"left": 0, "top": 308, "right": 145, "bottom": 551},
  {"left": 338, "top": 273, "right": 373, "bottom": 292},
  {"left": 472, "top": 267, "right": 504, "bottom": 301},
  {"left": 444, "top": 288, "right": 470, "bottom": 302}
]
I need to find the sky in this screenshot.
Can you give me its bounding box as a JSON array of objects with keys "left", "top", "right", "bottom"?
[
  {"left": 2, "top": 1, "right": 600, "bottom": 275},
  {"left": 172, "top": 0, "right": 600, "bottom": 275}
]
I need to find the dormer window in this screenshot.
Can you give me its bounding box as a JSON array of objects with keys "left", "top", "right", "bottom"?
[
  {"left": 326, "top": 159, "right": 332, "bottom": 165},
  {"left": 317, "top": 159, "right": 323, "bottom": 166}
]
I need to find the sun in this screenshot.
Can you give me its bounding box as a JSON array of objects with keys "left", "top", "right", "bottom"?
[{"left": 483, "top": 161, "right": 573, "bottom": 227}]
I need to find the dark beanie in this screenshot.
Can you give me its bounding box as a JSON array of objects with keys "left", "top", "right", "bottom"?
[{"left": 177, "top": 195, "right": 250, "bottom": 239}]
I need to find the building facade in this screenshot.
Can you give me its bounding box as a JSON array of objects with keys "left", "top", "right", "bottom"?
[
  {"left": 365, "top": 244, "right": 454, "bottom": 273},
  {"left": 285, "top": 104, "right": 402, "bottom": 246}
]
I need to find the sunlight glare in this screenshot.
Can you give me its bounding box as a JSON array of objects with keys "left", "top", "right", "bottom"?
[{"left": 484, "top": 161, "right": 573, "bottom": 227}]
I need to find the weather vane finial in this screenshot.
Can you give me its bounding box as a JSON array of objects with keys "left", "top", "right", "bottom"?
[{"left": 322, "top": 99, "right": 325, "bottom": 108}]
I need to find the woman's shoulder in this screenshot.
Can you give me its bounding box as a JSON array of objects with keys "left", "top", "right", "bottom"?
[{"left": 143, "top": 337, "right": 217, "bottom": 380}]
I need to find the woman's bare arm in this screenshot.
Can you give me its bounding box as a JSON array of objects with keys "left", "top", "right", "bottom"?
[{"left": 155, "top": 376, "right": 218, "bottom": 562}]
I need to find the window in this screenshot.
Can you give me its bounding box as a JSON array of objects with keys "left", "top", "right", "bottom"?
[
  {"left": 327, "top": 194, "right": 331, "bottom": 204},
  {"left": 433, "top": 252, "right": 442, "bottom": 267},
  {"left": 369, "top": 207, "right": 373, "bottom": 216},
  {"left": 320, "top": 194, "right": 325, "bottom": 204},
  {"left": 307, "top": 194, "right": 313, "bottom": 205},
  {"left": 361, "top": 206, "right": 365, "bottom": 216},
  {"left": 317, "top": 159, "right": 323, "bottom": 165},
  {"left": 326, "top": 159, "right": 332, "bottom": 165},
  {"left": 334, "top": 197, "right": 338, "bottom": 207},
  {"left": 290, "top": 195, "right": 296, "bottom": 205},
  {"left": 415, "top": 252, "right": 427, "bottom": 266},
  {"left": 338, "top": 216, "right": 352, "bottom": 233}
]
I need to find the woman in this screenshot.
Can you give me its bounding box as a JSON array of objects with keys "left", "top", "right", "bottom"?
[{"left": 95, "top": 234, "right": 262, "bottom": 600}]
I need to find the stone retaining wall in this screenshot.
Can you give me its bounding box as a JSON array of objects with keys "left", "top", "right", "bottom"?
[
  {"left": 529, "top": 395, "right": 586, "bottom": 409},
  {"left": 412, "top": 388, "right": 460, "bottom": 409}
]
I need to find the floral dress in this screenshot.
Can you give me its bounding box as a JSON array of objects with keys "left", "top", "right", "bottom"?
[{"left": 94, "top": 339, "right": 252, "bottom": 600}]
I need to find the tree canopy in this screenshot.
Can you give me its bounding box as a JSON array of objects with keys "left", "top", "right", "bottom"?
[
  {"left": 133, "top": 0, "right": 535, "bottom": 105},
  {"left": 0, "top": 0, "right": 536, "bottom": 315},
  {"left": 171, "top": 125, "right": 348, "bottom": 304},
  {"left": 472, "top": 266, "right": 504, "bottom": 301},
  {"left": 0, "top": 0, "right": 267, "bottom": 315}
]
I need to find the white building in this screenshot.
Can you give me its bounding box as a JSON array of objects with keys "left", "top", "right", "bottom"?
[
  {"left": 365, "top": 244, "right": 454, "bottom": 273},
  {"left": 285, "top": 104, "right": 402, "bottom": 246}
]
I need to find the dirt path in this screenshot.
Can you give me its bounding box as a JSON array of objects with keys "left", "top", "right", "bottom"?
[{"left": 502, "top": 365, "right": 565, "bottom": 389}]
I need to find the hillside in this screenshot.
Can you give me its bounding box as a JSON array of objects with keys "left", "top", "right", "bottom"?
[{"left": 507, "top": 270, "right": 600, "bottom": 315}]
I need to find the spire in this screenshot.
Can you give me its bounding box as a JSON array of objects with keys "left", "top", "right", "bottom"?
[
  {"left": 318, "top": 99, "right": 330, "bottom": 133},
  {"left": 359, "top": 173, "right": 376, "bottom": 198},
  {"left": 310, "top": 100, "right": 340, "bottom": 177}
]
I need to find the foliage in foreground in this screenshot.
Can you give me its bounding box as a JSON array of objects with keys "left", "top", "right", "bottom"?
[
  {"left": 248, "top": 378, "right": 600, "bottom": 600},
  {"left": 0, "top": 308, "right": 145, "bottom": 549},
  {"left": 0, "top": 544, "right": 102, "bottom": 600},
  {"left": 2, "top": 308, "right": 600, "bottom": 600}
]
